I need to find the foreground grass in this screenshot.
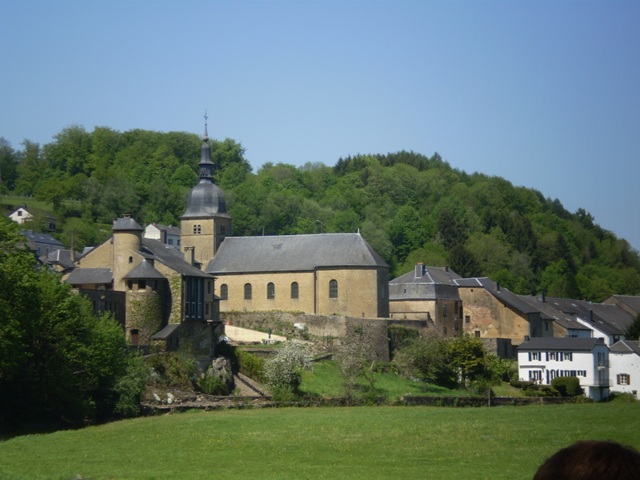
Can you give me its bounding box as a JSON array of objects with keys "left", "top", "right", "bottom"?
[{"left": 1, "top": 403, "right": 639, "bottom": 480}]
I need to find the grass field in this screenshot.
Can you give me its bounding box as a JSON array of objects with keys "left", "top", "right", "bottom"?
[{"left": 1, "top": 402, "right": 639, "bottom": 480}]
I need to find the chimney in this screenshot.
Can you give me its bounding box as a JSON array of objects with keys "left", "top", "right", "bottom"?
[
  {"left": 496, "top": 282, "right": 501, "bottom": 292},
  {"left": 184, "top": 246, "right": 195, "bottom": 266},
  {"left": 415, "top": 263, "right": 425, "bottom": 278},
  {"left": 539, "top": 292, "right": 546, "bottom": 303}
]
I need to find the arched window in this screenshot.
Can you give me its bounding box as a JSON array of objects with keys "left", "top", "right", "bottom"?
[
  {"left": 220, "top": 284, "right": 228, "bottom": 300},
  {"left": 267, "top": 282, "right": 275, "bottom": 299},
  {"left": 329, "top": 279, "right": 338, "bottom": 299},
  {"left": 291, "top": 282, "right": 299, "bottom": 299},
  {"left": 244, "top": 283, "right": 252, "bottom": 300}
]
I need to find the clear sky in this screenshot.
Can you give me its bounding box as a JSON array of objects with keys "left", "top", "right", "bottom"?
[{"left": 1, "top": 0, "right": 639, "bottom": 250}]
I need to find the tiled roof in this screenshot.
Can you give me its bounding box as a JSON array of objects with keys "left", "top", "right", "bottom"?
[
  {"left": 546, "top": 297, "right": 633, "bottom": 336},
  {"left": 206, "top": 233, "right": 388, "bottom": 274}
]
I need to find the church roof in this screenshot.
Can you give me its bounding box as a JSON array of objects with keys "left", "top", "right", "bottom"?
[
  {"left": 181, "top": 180, "right": 229, "bottom": 219},
  {"left": 181, "top": 124, "right": 229, "bottom": 219},
  {"left": 205, "top": 233, "right": 388, "bottom": 274}
]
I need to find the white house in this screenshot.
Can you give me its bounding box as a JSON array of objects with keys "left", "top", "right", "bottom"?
[
  {"left": 8, "top": 205, "right": 33, "bottom": 225},
  {"left": 518, "top": 337, "right": 610, "bottom": 401},
  {"left": 143, "top": 223, "right": 181, "bottom": 250},
  {"left": 609, "top": 340, "right": 640, "bottom": 400}
]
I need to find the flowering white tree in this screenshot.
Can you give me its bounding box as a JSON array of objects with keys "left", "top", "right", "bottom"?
[{"left": 264, "top": 342, "right": 313, "bottom": 397}]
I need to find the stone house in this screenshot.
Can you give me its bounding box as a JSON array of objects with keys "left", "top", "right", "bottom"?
[
  {"left": 388, "top": 263, "right": 462, "bottom": 337},
  {"left": 455, "top": 277, "right": 552, "bottom": 344},
  {"left": 65, "top": 215, "right": 221, "bottom": 356}
]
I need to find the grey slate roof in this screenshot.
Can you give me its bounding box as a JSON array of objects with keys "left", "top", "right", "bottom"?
[
  {"left": 206, "top": 233, "right": 388, "bottom": 274},
  {"left": 610, "top": 340, "right": 640, "bottom": 356},
  {"left": 21, "top": 230, "right": 64, "bottom": 250},
  {"left": 123, "top": 259, "right": 166, "bottom": 280},
  {"left": 606, "top": 295, "right": 640, "bottom": 317},
  {"left": 182, "top": 180, "right": 229, "bottom": 219},
  {"left": 454, "top": 277, "right": 539, "bottom": 315},
  {"left": 151, "top": 323, "right": 182, "bottom": 340},
  {"left": 113, "top": 217, "right": 143, "bottom": 232},
  {"left": 66, "top": 268, "right": 113, "bottom": 285},
  {"left": 546, "top": 297, "right": 633, "bottom": 336},
  {"left": 518, "top": 295, "right": 591, "bottom": 332},
  {"left": 40, "top": 248, "right": 78, "bottom": 270},
  {"left": 141, "top": 238, "right": 211, "bottom": 278},
  {"left": 518, "top": 337, "right": 606, "bottom": 351},
  {"left": 389, "top": 265, "right": 461, "bottom": 301}
]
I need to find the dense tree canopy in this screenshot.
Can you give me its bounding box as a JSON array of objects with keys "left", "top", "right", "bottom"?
[
  {"left": 0, "top": 217, "right": 129, "bottom": 427},
  {"left": 1, "top": 127, "right": 639, "bottom": 302}
]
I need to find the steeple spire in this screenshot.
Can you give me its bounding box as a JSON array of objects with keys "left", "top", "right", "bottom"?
[{"left": 199, "top": 112, "right": 214, "bottom": 180}]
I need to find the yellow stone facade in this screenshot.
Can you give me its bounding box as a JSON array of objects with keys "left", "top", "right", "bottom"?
[{"left": 218, "top": 267, "right": 389, "bottom": 318}]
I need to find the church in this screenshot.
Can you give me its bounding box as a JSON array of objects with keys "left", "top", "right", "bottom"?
[{"left": 64, "top": 123, "right": 390, "bottom": 351}]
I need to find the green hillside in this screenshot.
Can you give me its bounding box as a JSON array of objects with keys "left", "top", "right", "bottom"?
[{"left": 1, "top": 127, "right": 639, "bottom": 300}]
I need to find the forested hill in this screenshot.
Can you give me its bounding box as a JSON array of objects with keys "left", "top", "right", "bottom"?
[{"left": 1, "top": 126, "right": 639, "bottom": 302}]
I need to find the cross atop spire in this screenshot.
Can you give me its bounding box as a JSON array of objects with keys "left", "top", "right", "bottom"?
[{"left": 203, "top": 110, "right": 209, "bottom": 140}]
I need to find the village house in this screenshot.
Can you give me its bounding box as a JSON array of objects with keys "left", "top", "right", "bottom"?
[
  {"left": 542, "top": 297, "right": 634, "bottom": 346},
  {"left": 517, "top": 337, "right": 610, "bottom": 401},
  {"left": 143, "top": 223, "right": 181, "bottom": 250},
  {"left": 518, "top": 294, "right": 593, "bottom": 339},
  {"left": 454, "top": 277, "right": 552, "bottom": 345},
  {"left": 609, "top": 340, "right": 640, "bottom": 399},
  {"left": 8, "top": 205, "right": 33, "bottom": 224},
  {"left": 604, "top": 295, "right": 640, "bottom": 319},
  {"left": 388, "top": 263, "right": 462, "bottom": 337}
]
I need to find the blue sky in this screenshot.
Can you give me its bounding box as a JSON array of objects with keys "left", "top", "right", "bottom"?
[{"left": 1, "top": 0, "right": 639, "bottom": 250}]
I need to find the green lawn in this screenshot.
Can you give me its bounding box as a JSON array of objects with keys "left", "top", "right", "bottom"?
[
  {"left": 1, "top": 403, "right": 638, "bottom": 479},
  {"left": 300, "top": 360, "right": 463, "bottom": 400}
]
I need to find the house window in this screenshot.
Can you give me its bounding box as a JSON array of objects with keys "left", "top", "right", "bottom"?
[
  {"left": 443, "top": 305, "right": 448, "bottom": 317},
  {"left": 474, "top": 330, "right": 481, "bottom": 338},
  {"left": 530, "top": 370, "right": 542, "bottom": 381},
  {"left": 617, "top": 374, "right": 630, "bottom": 385},
  {"left": 207, "top": 281, "right": 212, "bottom": 294},
  {"left": 129, "top": 256, "right": 133, "bottom": 264},
  {"left": 529, "top": 352, "right": 540, "bottom": 361},
  {"left": 193, "top": 224, "right": 201, "bottom": 234},
  {"left": 130, "top": 329, "right": 139, "bottom": 346},
  {"left": 267, "top": 282, "right": 275, "bottom": 300},
  {"left": 127, "top": 280, "right": 133, "bottom": 290},
  {"left": 291, "top": 282, "right": 299, "bottom": 299},
  {"left": 138, "top": 280, "right": 146, "bottom": 290},
  {"left": 329, "top": 280, "right": 338, "bottom": 299},
  {"left": 244, "top": 283, "right": 252, "bottom": 300},
  {"left": 220, "top": 284, "right": 228, "bottom": 300},
  {"left": 597, "top": 352, "right": 606, "bottom": 367},
  {"left": 465, "top": 315, "right": 471, "bottom": 324}
]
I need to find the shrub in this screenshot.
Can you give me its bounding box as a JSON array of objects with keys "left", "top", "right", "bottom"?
[
  {"left": 264, "top": 342, "right": 313, "bottom": 394},
  {"left": 146, "top": 353, "right": 197, "bottom": 389},
  {"left": 551, "top": 376, "right": 583, "bottom": 397},
  {"left": 236, "top": 349, "right": 266, "bottom": 383},
  {"left": 113, "top": 354, "right": 151, "bottom": 418}
]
